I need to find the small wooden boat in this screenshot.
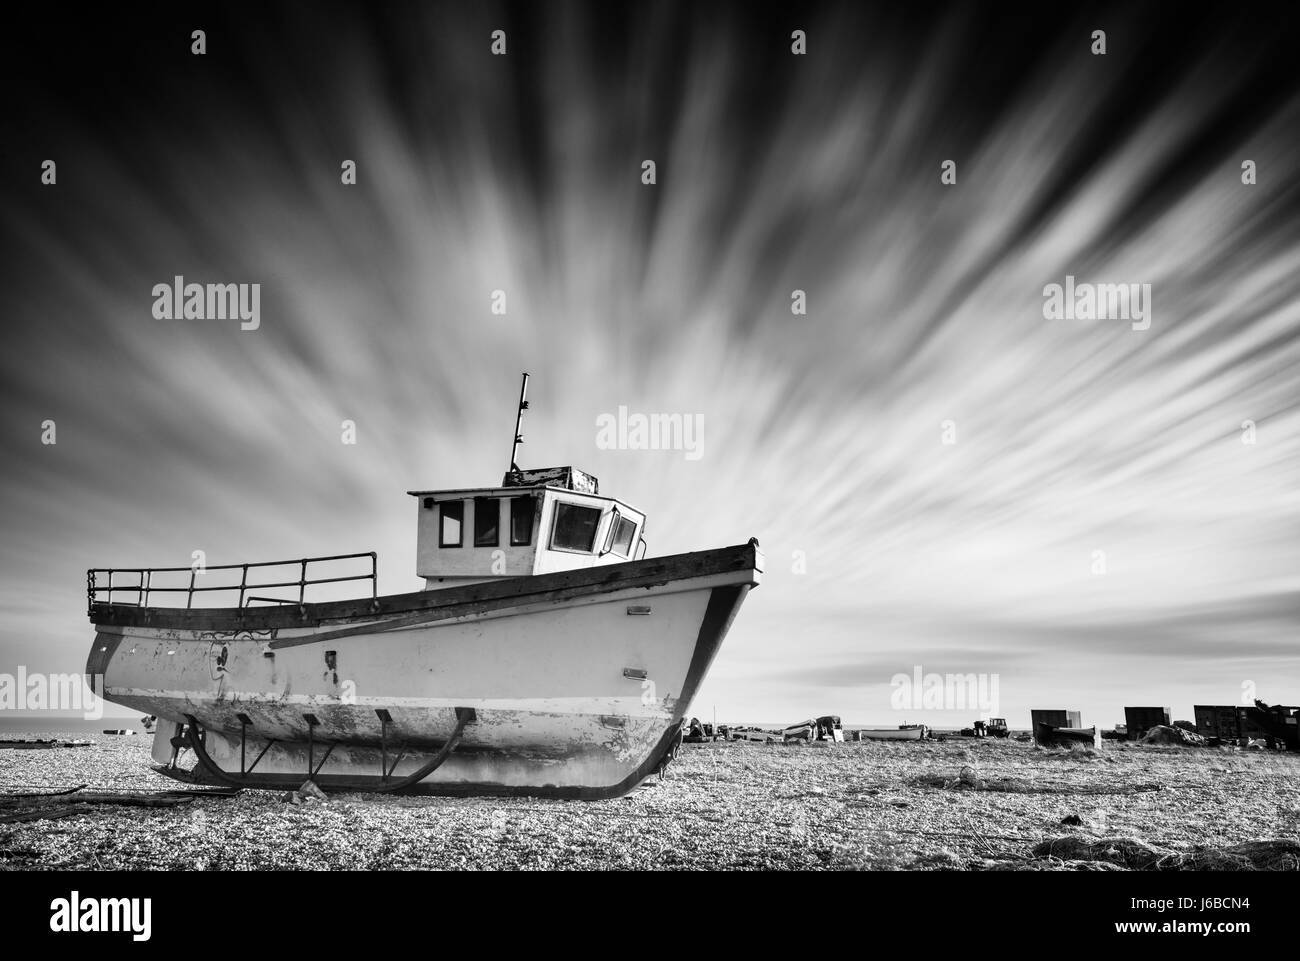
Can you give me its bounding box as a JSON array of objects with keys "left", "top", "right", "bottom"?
[
  {"left": 784, "top": 715, "right": 845, "bottom": 742},
  {"left": 857, "top": 725, "right": 925, "bottom": 741},
  {"left": 0, "top": 739, "right": 95, "bottom": 750},
  {"left": 84, "top": 375, "right": 762, "bottom": 798},
  {"left": 782, "top": 719, "right": 816, "bottom": 742},
  {"left": 1034, "top": 723, "right": 1097, "bottom": 746},
  {"left": 815, "top": 715, "right": 844, "bottom": 742}
]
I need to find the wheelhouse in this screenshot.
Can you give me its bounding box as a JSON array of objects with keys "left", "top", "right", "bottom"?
[{"left": 408, "top": 466, "right": 647, "bottom": 588}]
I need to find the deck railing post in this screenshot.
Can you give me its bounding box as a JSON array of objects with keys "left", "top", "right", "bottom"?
[{"left": 87, "top": 551, "right": 379, "bottom": 614}]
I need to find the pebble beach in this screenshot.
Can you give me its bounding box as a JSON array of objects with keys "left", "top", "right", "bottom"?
[{"left": 3, "top": 731, "right": 1299, "bottom": 870}]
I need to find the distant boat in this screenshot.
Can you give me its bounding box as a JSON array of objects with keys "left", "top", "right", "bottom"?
[
  {"left": 1034, "top": 723, "right": 1097, "bottom": 746},
  {"left": 782, "top": 719, "right": 817, "bottom": 742},
  {"left": 0, "top": 738, "right": 94, "bottom": 749},
  {"left": 732, "top": 727, "right": 779, "bottom": 743},
  {"left": 858, "top": 725, "right": 925, "bottom": 741},
  {"left": 816, "top": 715, "right": 845, "bottom": 743},
  {"left": 781, "top": 716, "right": 843, "bottom": 742}
]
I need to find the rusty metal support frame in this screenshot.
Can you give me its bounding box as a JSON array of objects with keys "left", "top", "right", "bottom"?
[
  {"left": 182, "top": 708, "right": 476, "bottom": 793},
  {"left": 237, "top": 714, "right": 276, "bottom": 776},
  {"left": 305, "top": 713, "right": 318, "bottom": 775},
  {"left": 312, "top": 743, "right": 338, "bottom": 779},
  {"left": 303, "top": 714, "right": 339, "bottom": 778},
  {"left": 377, "top": 709, "right": 401, "bottom": 782}
]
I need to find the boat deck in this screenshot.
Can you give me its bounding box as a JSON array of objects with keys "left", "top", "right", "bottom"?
[{"left": 90, "top": 541, "right": 763, "bottom": 633}]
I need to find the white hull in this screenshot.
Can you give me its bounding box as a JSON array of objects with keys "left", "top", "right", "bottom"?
[
  {"left": 857, "top": 728, "right": 924, "bottom": 741},
  {"left": 88, "top": 545, "right": 761, "bottom": 797}
]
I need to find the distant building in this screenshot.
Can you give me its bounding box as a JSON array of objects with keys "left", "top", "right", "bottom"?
[
  {"left": 1194, "top": 705, "right": 1239, "bottom": 739},
  {"left": 1195, "top": 703, "right": 1300, "bottom": 747},
  {"left": 1030, "top": 709, "right": 1082, "bottom": 730},
  {"left": 1239, "top": 703, "right": 1299, "bottom": 749},
  {"left": 1029, "top": 707, "right": 1081, "bottom": 728},
  {"left": 1030, "top": 709, "right": 1091, "bottom": 746},
  {"left": 1123, "top": 706, "right": 1171, "bottom": 741},
  {"left": 1031, "top": 709, "right": 1065, "bottom": 730}
]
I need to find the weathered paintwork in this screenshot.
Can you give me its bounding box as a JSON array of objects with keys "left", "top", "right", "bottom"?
[{"left": 88, "top": 543, "right": 762, "bottom": 798}]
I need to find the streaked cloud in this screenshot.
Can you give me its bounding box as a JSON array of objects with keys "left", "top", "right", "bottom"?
[{"left": 1, "top": 3, "right": 1297, "bottom": 726}]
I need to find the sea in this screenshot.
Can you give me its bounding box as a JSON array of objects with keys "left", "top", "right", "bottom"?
[{"left": 0, "top": 715, "right": 148, "bottom": 736}]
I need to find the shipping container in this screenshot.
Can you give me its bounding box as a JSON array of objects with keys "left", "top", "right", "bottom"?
[
  {"left": 1194, "top": 705, "right": 1240, "bottom": 739},
  {"left": 1031, "top": 709, "right": 1083, "bottom": 731},
  {"left": 1124, "top": 706, "right": 1172, "bottom": 740}
]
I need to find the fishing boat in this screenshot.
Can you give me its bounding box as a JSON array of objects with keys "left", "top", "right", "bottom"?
[
  {"left": 782, "top": 715, "right": 844, "bottom": 742},
  {"left": 1034, "top": 723, "right": 1097, "bottom": 747},
  {"left": 857, "top": 725, "right": 925, "bottom": 741},
  {"left": 782, "top": 718, "right": 817, "bottom": 742},
  {"left": 84, "top": 375, "right": 762, "bottom": 798},
  {"left": 817, "top": 715, "right": 845, "bottom": 742},
  {"left": 731, "top": 726, "right": 779, "bottom": 743}
]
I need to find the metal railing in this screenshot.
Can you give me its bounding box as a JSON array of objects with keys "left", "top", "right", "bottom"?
[{"left": 87, "top": 552, "right": 378, "bottom": 614}]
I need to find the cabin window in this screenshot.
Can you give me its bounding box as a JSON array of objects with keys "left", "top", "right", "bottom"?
[
  {"left": 474, "top": 497, "right": 499, "bottom": 547},
  {"left": 551, "top": 502, "right": 601, "bottom": 553},
  {"left": 510, "top": 496, "right": 535, "bottom": 546},
  {"left": 609, "top": 515, "right": 637, "bottom": 557},
  {"left": 439, "top": 500, "right": 464, "bottom": 547}
]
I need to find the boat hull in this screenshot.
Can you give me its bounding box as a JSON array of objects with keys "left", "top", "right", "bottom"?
[
  {"left": 1034, "top": 723, "right": 1097, "bottom": 747},
  {"left": 86, "top": 543, "right": 761, "bottom": 798},
  {"left": 857, "top": 727, "right": 924, "bottom": 741}
]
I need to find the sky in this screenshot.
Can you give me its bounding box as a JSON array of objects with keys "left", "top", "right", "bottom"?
[{"left": 2, "top": 1, "right": 1298, "bottom": 726}]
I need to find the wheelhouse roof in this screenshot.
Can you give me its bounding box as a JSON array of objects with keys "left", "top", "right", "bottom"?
[
  {"left": 405, "top": 485, "right": 644, "bottom": 515},
  {"left": 406, "top": 485, "right": 544, "bottom": 498},
  {"left": 408, "top": 465, "right": 603, "bottom": 500}
]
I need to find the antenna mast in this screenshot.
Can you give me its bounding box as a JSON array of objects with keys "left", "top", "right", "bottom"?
[{"left": 508, "top": 372, "right": 529, "bottom": 476}]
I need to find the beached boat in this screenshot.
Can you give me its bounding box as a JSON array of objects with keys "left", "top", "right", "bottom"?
[
  {"left": 1034, "top": 723, "right": 1097, "bottom": 747},
  {"left": 816, "top": 715, "right": 845, "bottom": 742},
  {"left": 782, "top": 719, "right": 817, "bottom": 742},
  {"left": 84, "top": 375, "right": 762, "bottom": 798},
  {"left": 732, "top": 726, "right": 779, "bottom": 743},
  {"left": 782, "top": 715, "right": 844, "bottom": 742},
  {"left": 857, "top": 725, "right": 925, "bottom": 741}
]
